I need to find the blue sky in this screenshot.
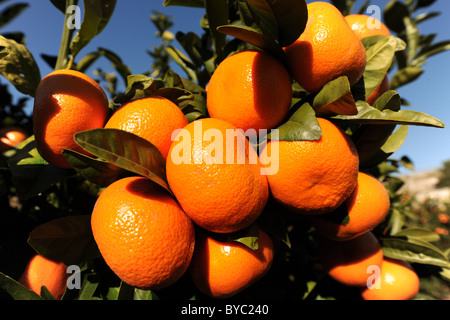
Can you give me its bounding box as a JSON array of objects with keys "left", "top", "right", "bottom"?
[{"left": 2, "top": 0, "right": 450, "bottom": 173}]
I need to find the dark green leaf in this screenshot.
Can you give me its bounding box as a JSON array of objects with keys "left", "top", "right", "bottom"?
[
  {"left": 117, "top": 281, "right": 134, "bottom": 300},
  {"left": 361, "top": 35, "right": 404, "bottom": 99},
  {"left": 166, "top": 45, "right": 198, "bottom": 82},
  {"left": 383, "top": 1, "right": 409, "bottom": 34},
  {"left": 246, "top": 0, "right": 308, "bottom": 47},
  {"left": 78, "top": 273, "right": 99, "bottom": 300},
  {"left": 217, "top": 25, "right": 286, "bottom": 62},
  {"left": 98, "top": 47, "right": 132, "bottom": 83},
  {"left": 205, "top": 0, "right": 228, "bottom": 61},
  {"left": 373, "top": 90, "right": 402, "bottom": 112},
  {"left": 270, "top": 103, "right": 322, "bottom": 142},
  {"left": 28, "top": 215, "right": 101, "bottom": 266},
  {"left": 416, "top": 0, "right": 437, "bottom": 8},
  {"left": 163, "top": 0, "right": 204, "bottom": 7},
  {"left": 213, "top": 224, "right": 261, "bottom": 251},
  {"left": 0, "top": 3, "right": 29, "bottom": 29},
  {"left": 7, "top": 136, "right": 74, "bottom": 200},
  {"left": 62, "top": 149, "right": 124, "bottom": 187},
  {"left": 40, "top": 286, "right": 56, "bottom": 300},
  {"left": 0, "top": 272, "right": 43, "bottom": 300},
  {"left": 114, "top": 74, "right": 165, "bottom": 105},
  {"left": 0, "top": 35, "right": 41, "bottom": 97},
  {"left": 381, "top": 237, "right": 450, "bottom": 268},
  {"left": 70, "top": 0, "right": 117, "bottom": 60},
  {"left": 390, "top": 66, "right": 423, "bottom": 90},
  {"left": 333, "top": 101, "right": 445, "bottom": 128},
  {"left": 74, "top": 129, "right": 171, "bottom": 194},
  {"left": 134, "top": 288, "right": 155, "bottom": 300},
  {"left": 312, "top": 76, "right": 358, "bottom": 116},
  {"left": 75, "top": 51, "right": 101, "bottom": 73},
  {"left": 330, "top": 0, "right": 355, "bottom": 16},
  {"left": 50, "top": 0, "right": 68, "bottom": 14}
]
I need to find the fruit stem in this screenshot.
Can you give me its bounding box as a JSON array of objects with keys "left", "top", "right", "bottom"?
[{"left": 55, "top": 0, "right": 78, "bottom": 70}]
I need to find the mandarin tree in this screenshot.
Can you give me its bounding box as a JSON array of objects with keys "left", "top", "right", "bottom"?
[{"left": 0, "top": 0, "right": 449, "bottom": 303}]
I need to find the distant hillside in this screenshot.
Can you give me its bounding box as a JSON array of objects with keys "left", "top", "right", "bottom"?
[{"left": 399, "top": 169, "right": 450, "bottom": 203}]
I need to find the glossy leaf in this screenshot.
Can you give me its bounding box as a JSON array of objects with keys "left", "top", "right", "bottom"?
[
  {"left": 217, "top": 25, "right": 286, "bottom": 62},
  {"left": 74, "top": 129, "right": 171, "bottom": 194},
  {"left": 381, "top": 237, "right": 450, "bottom": 268},
  {"left": 7, "top": 136, "right": 74, "bottom": 200},
  {"left": 361, "top": 35, "right": 404, "bottom": 99},
  {"left": 70, "top": 0, "right": 117, "bottom": 60},
  {"left": 28, "top": 215, "right": 101, "bottom": 266},
  {"left": 0, "top": 273, "right": 43, "bottom": 300},
  {"left": 270, "top": 103, "right": 322, "bottom": 142},
  {"left": 393, "top": 227, "right": 441, "bottom": 243},
  {"left": 0, "top": 35, "right": 41, "bottom": 97},
  {"left": 334, "top": 101, "right": 445, "bottom": 128},
  {"left": 62, "top": 149, "right": 124, "bottom": 187},
  {"left": 246, "top": 0, "right": 308, "bottom": 47},
  {"left": 114, "top": 74, "right": 165, "bottom": 105},
  {"left": 313, "top": 76, "right": 358, "bottom": 116}
]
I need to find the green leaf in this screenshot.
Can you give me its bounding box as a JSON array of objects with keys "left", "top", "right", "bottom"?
[
  {"left": 73, "top": 129, "right": 171, "bottom": 194},
  {"left": 0, "top": 272, "right": 43, "bottom": 300},
  {"left": 381, "top": 237, "right": 450, "bottom": 268},
  {"left": 373, "top": 90, "right": 402, "bottom": 112},
  {"left": 78, "top": 273, "right": 99, "bottom": 300},
  {"left": 412, "top": 40, "right": 450, "bottom": 66},
  {"left": 7, "top": 136, "right": 74, "bottom": 200},
  {"left": 166, "top": 45, "right": 198, "bottom": 82},
  {"left": 312, "top": 76, "right": 358, "bottom": 116},
  {"left": 383, "top": 0, "right": 409, "bottom": 34},
  {"left": 403, "top": 16, "right": 419, "bottom": 62},
  {"left": 414, "top": 11, "right": 440, "bottom": 24},
  {"left": 380, "top": 125, "right": 409, "bottom": 154},
  {"left": 133, "top": 288, "right": 155, "bottom": 300},
  {"left": 62, "top": 149, "right": 124, "bottom": 187},
  {"left": 245, "top": 0, "right": 308, "bottom": 47},
  {"left": 213, "top": 224, "right": 261, "bottom": 251},
  {"left": 0, "top": 3, "right": 29, "bottom": 29},
  {"left": 390, "top": 66, "right": 424, "bottom": 90},
  {"left": 217, "top": 25, "right": 286, "bottom": 62},
  {"left": 113, "top": 74, "right": 164, "bottom": 105},
  {"left": 70, "top": 0, "right": 117, "bottom": 60},
  {"left": 393, "top": 227, "right": 441, "bottom": 243},
  {"left": 28, "top": 215, "right": 101, "bottom": 266},
  {"left": 0, "top": 35, "right": 41, "bottom": 97},
  {"left": 97, "top": 47, "right": 132, "bottom": 84},
  {"left": 333, "top": 101, "right": 445, "bottom": 128},
  {"left": 361, "top": 35, "right": 404, "bottom": 99},
  {"left": 270, "top": 102, "right": 322, "bottom": 142},
  {"left": 205, "top": 0, "right": 228, "bottom": 61},
  {"left": 163, "top": 0, "right": 204, "bottom": 7},
  {"left": 416, "top": 0, "right": 437, "bottom": 8}
]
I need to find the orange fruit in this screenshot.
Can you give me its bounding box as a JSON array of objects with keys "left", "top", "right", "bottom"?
[
  {"left": 345, "top": 14, "right": 391, "bottom": 41},
  {"left": 105, "top": 96, "right": 188, "bottom": 159},
  {"left": 189, "top": 228, "right": 274, "bottom": 299},
  {"left": 207, "top": 50, "right": 292, "bottom": 132},
  {"left": 91, "top": 176, "right": 195, "bottom": 290},
  {"left": 367, "top": 73, "right": 391, "bottom": 105},
  {"left": 284, "top": 1, "right": 367, "bottom": 93},
  {"left": 166, "top": 118, "right": 269, "bottom": 233},
  {"left": 33, "top": 69, "right": 109, "bottom": 169},
  {"left": 18, "top": 254, "right": 68, "bottom": 299},
  {"left": 311, "top": 172, "right": 391, "bottom": 241},
  {"left": 260, "top": 118, "right": 359, "bottom": 215},
  {"left": 0, "top": 126, "right": 28, "bottom": 152},
  {"left": 361, "top": 258, "right": 420, "bottom": 300},
  {"left": 317, "top": 231, "right": 383, "bottom": 287}
]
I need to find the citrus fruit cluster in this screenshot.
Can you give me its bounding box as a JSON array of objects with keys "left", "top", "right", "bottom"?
[{"left": 28, "top": 1, "right": 421, "bottom": 300}]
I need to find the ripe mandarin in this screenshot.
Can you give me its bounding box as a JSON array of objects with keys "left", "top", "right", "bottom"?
[
  {"left": 0, "top": 126, "right": 28, "bottom": 152},
  {"left": 284, "top": 1, "right": 367, "bottom": 93},
  {"left": 91, "top": 176, "right": 195, "bottom": 290},
  {"left": 166, "top": 118, "right": 269, "bottom": 233},
  {"left": 33, "top": 69, "right": 109, "bottom": 168},
  {"left": 345, "top": 14, "right": 391, "bottom": 41},
  {"left": 318, "top": 231, "right": 384, "bottom": 287},
  {"left": 361, "top": 258, "right": 420, "bottom": 300},
  {"left": 312, "top": 172, "right": 391, "bottom": 241},
  {"left": 18, "top": 254, "right": 68, "bottom": 299},
  {"left": 189, "top": 228, "right": 274, "bottom": 299},
  {"left": 105, "top": 96, "right": 188, "bottom": 159},
  {"left": 260, "top": 118, "right": 359, "bottom": 215},
  {"left": 207, "top": 50, "right": 292, "bottom": 132}
]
